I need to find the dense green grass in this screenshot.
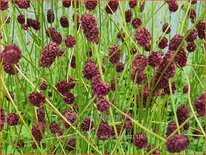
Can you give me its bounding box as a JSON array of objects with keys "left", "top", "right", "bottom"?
[{"left": 0, "top": 0, "right": 205, "bottom": 154}]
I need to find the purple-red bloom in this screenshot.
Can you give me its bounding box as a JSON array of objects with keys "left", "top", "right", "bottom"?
[
  {"left": 60, "top": 16, "right": 69, "bottom": 28},
  {"left": 135, "top": 27, "right": 151, "bottom": 50},
  {"left": 2, "top": 44, "right": 21, "bottom": 65},
  {"left": 84, "top": 0, "right": 98, "bottom": 11},
  {"left": 65, "top": 35, "right": 76, "bottom": 48},
  {"left": 105, "top": 0, "right": 119, "bottom": 14},
  {"left": 7, "top": 113, "right": 19, "bottom": 126},
  {"left": 166, "top": 134, "right": 189, "bottom": 153},
  {"left": 158, "top": 36, "right": 168, "bottom": 49},
  {"left": 81, "top": 13, "right": 99, "bottom": 43},
  {"left": 169, "top": 34, "right": 184, "bottom": 51},
  {"left": 194, "top": 93, "right": 205, "bottom": 116},
  {"left": 39, "top": 41, "right": 60, "bottom": 67},
  {"left": 47, "top": 9, "right": 55, "bottom": 23},
  {"left": 148, "top": 51, "right": 162, "bottom": 67},
  {"left": 166, "top": 120, "right": 177, "bottom": 137},
  {"left": 132, "top": 18, "right": 142, "bottom": 29},
  {"left": 133, "top": 132, "right": 148, "bottom": 149},
  {"left": 81, "top": 118, "right": 93, "bottom": 131},
  {"left": 29, "top": 92, "right": 45, "bottom": 107},
  {"left": 162, "top": 23, "right": 171, "bottom": 34},
  {"left": 96, "top": 97, "right": 110, "bottom": 113},
  {"left": 61, "top": 109, "right": 77, "bottom": 128},
  {"left": 83, "top": 59, "right": 99, "bottom": 80},
  {"left": 97, "top": 120, "right": 112, "bottom": 140},
  {"left": 125, "top": 10, "right": 132, "bottom": 23}
]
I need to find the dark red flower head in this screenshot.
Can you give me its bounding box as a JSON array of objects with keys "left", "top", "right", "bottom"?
[
  {"left": 125, "top": 9, "right": 132, "bottom": 23},
  {"left": 132, "top": 54, "right": 147, "bottom": 73},
  {"left": 39, "top": 41, "right": 60, "bottom": 67},
  {"left": 162, "top": 23, "right": 171, "bottom": 34},
  {"left": 56, "top": 80, "right": 71, "bottom": 94},
  {"left": 110, "top": 124, "right": 124, "bottom": 137},
  {"left": 2, "top": 44, "right": 21, "bottom": 65},
  {"left": 31, "top": 122, "right": 45, "bottom": 142},
  {"left": 183, "top": 85, "right": 188, "bottom": 94},
  {"left": 29, "top": 92, "right": 45, "bottom": 107},
  {"left": 62, "top": 0, "right": 71, "bottom": 8},
  {"left": 40, "top": 81, "right": 48, "bottom": 90},
  {"left": 37, "top": 108, "right": 45, "bottom": 123},
  {"left": 0, "top": 108, "right": 6, "bottom": 131},
  {"left": 15, "top": 0, "right": 30, "bottom": 9},
  {"left": 186, "top": 29, "right": 198, "bottom": 42},
  {"left": 7, "top": 112, "right": 19, "bottom": 126},
  {"left": 154, "top": 51, "right": 176, "bottom": 90},
  {"left": 131, "top": 71, "right": 145, "bottom": 84},
  {"left": 129, "top": 0, "right": 137, "bottom": 8},
  {"left": 3, "top": 63, "right": 19, "bottom": 75},
  {"left": 163, "top": 82, "right": 176, "bottom": 95},
  {"left": 148, "top": 51, "right": 162, "bottom": 67},
  {"left": 47, "top": 9, "right": 55, "bottom": 23},
  {"left": 116, "top": 62, "right": 125, "bottom": 73},
  {"left": 110, "top": 78, "right": 119, "bottom": 91},
  {"left": 92, "top": 78, "right": 109, "bottom": 97},
  {"left": 49, "top": 121, "right": 62, "bottom": 135},
  {"left": 0, "top": 0, "right": 9, "bottom": 10},
  {"left": 187, "top": 41, "right": 196, "bottom": 52},
  {"left": 0, "top": 107, "right": 6, "bottom": 124},
  {"left": 46, "top": 27, "right": 62, "bottom": 45},
  {"left": 5, "top": 17, "right": 10, "bottom": 24},
  {"left": 132, "top": 18, "right": 142, "bottom": 29},
  {"left": 194, "top": 93, "right": 205, "bottom": 116},
  {"left": 135, "top": 27, "right": 151, "bottom": 50},
  {"left": 81, "top": 118, "right": 93, "bottom": 131},
  {"left": 166, "top": 134, "right": 189, "bottom": 153},
  {"left": 83, "top": 59, "right": 99, "bottom": 80},
  {"left": 196, "top": 20, "right": 205, "bottom": 39},
  {"left": 159, "top": 51, "right": 176, "bottom": 79},
  {"left": 60, "top": 16, "right": 69, "bottom": 28},
  {"left": 84, "top": 0, "right": 98, "bottom": 11},
  {"left": 27, "top": 18, "right": 40, "bottom": 30},
  {"left": 65, "top": 35, "right": 76, "bottom": 48},
  {"left": 166, "top": 0, "right": 178, "bottom": 12},
  {"left": 158, "top": 36, "right": 168, "bottom": 49},
  {"left": 146, "top": 144, "right": 161, "bottom": 154},
  {"left": 176, "top": 104, "right": 190, "bottom": 125},
  {"left": 133, "top": 132, "right": 148, "bottom": 149},
  {"left": 105, "top": 0, "right": 119, "bottom": 14},
  {"left": 174, "top": 48, "right": 187, "bottom": 68},
  {"left": 96, "top": 97, "right": 110, "bottom": 113},
  {"left": 97, "top": 120, "right": 112, "bottom": 140},
  {"left": 117, "top": 32, "right": 125, "bottom": 42},
  {"left": 61, "top": 109, "right": 77, "bottom": 128},
  {"left": 66, "top": 138, "right": 76, "bottom": 151},
  {"left": 169, "top": 34, "right": 184, "bottom": 51},
  {"left": 17, "top": 14, "right": 25, "bottom": 24},
  {"left": 166, "top": 120, "right": 177, "bottom": 137},
  {"left": 81, "top": 13, "right": 99, "bottom": 43},
  {"left": 188, "top": 9, "right": 196, "bottom": 23},
  {"left": 108, "top": 44, "right": 121, "bottom": 64},
  {"left": 123, "top": 112, "right": 132, "bottom": 131},
  {"left": 63, "top": 92, "right": 75, "bottom": 104}
]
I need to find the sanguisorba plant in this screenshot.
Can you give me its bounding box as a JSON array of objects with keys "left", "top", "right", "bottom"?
[{"left": 0, "top": 0, "right": 205, "bottom": 154}]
